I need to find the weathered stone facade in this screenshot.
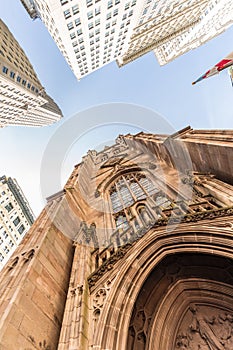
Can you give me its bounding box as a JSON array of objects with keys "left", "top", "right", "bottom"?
[{"left": 1, "top": 127, "right": 233, "bottom": 349}]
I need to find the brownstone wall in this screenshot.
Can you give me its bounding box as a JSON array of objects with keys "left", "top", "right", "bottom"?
[{"left": 0, "top": 206, "right": 74, "bottom": 350}]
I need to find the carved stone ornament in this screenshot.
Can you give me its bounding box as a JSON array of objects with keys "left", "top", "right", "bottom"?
[
  {"left": 175, "top": 304, "right": 233, "bottom": 350},
  {"left": 88, "top": 207, "right": 233, "bottom": 288},
  {"left": 115, "top": 134, "right": 127, "bottom": 145},
  {"left": 93, "top": 288, "right": 107, "bottom": 309},
  {"left": 70, "top": 284, "right": 83, "bottom": 297}
]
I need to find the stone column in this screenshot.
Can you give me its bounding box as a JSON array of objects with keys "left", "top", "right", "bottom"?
[{"left": 58, "top": 243, "right": 92, "bottom": 350}]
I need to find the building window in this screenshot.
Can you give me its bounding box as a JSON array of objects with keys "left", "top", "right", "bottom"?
[
  {"left": 115, "top": 211, "right": 129, "bottom": 229},
  {"left": 87, "top": 11, "right": 93, "bottom": 20},
  {"left": 109, "top": 173, "right": 158, "bottom": 214},
  {"left": 10, "top": 71, "right": 15, "bottom": 79},
  {"left": 72, "top": 5, "right": 79, "bottom": 15},
  {"left": 106, "top": 12, "right": 111, "bottom": 20},
  {"left": 143, "top": 7, "right": 149, "bottom": 15},
  {"left": 67, "top": 22, "right": 74, "bottom": 30},
  {"left": 113, "top": 9, "right": 118, "bottom": 16},
  {"left": 95, "top": 18, "right": 100, "bottom": 26},
  {"left": 95, "top": 6, "right": 101, "bottom": 15},
  {"left": 108, "top": 0, "right": 113, "bottom": 8},
  {"left": 27, "top": 83, "right": 31, "bottom": 89},
  {"left": 87, "top": 0, "right": 92, "bottom": 6},
  {"left": 77, "top": 29, "right": 82, "bottom": 36},
  {"left": 70, "top": 32, "right": 76, "bottom": 39},
  {"left": 88, "top": 22, "right": 94, "bottom": 29},
  {"left": 3, "top": 246, "right": 9, "bottom": 254},
  {"left": 108, "top": 173, "right": 161, "bottom": 230},
  {"left": 60, "top": 0, "right": 68, "bottom": 5},
  {"left": 13, "top": 217, "right": 20, "bottom": 226},
  {"left": 5, "top": 203, "right": 13, "bottom": 212},
  {"left": 75, "top": 18, "right": 81, "bottom": 26},
  {"left": 64, "top": 9, "right": 71, "bottom": 19},
  {"left": 18, "top": 224, "right": 25, "bottom": 234},
  {"left": 9, "top": 240, "right": 14, "bottom": 248},
  {"left": 2, "top": 66, "right": 8, "bottom": 74},
  {"left": 3, "top": 231, "right": 8, "bottom": 239},
  {"left": 22, "top": 79, "right": 26, "bottom": 86}
]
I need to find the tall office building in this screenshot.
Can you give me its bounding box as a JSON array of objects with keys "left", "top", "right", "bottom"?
[
  {"left": 0, "top": 127, "right": 233, "bottom": 349},
  {"left": 21, "top": 0, "right": 233, "bottom": 79},
  {"left": 119, "top": 0, "right": 233, "bottom": 67},
  {"left": 0, "top": 176, "right": 34, "bottom": 270},
  {"left": 21, "top": 0, "right": 142, "bottom": 79},
  {"left": 0, "top": 19, "right": 63, "bottom": 127}
]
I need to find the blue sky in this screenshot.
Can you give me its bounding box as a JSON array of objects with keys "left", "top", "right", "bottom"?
[{"left": 1, "top": 0, "right": 233, "bottom": 216}]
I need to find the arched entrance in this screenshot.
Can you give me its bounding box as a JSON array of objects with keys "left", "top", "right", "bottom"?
[
  {"left": 93, "top": 226, "right": 233, "bottom": 350},
  {"left": 127, "top": 253, "right": 233, "bottom": 350}
]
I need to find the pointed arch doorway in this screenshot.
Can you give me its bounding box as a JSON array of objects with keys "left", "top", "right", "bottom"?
[{"left": 127, "top": 253, "right": 233, "bottom": 350}]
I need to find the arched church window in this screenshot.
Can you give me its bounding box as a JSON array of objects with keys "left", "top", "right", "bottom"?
[{"left": 109, "top": 172, "right": 158, "bottom": 228}]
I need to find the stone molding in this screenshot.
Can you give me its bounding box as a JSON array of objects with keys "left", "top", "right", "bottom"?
[{"left": 88, "top": 207, "right": 233, "bottom": 288}]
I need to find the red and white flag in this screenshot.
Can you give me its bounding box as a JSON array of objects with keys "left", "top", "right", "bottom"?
[{"left": 192, "top": 51, "right": 233, "bottom": 85}]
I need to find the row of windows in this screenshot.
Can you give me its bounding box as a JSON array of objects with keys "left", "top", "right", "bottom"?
[
  {"left": 0, "top": 42, "right": 37, "bottom": 81},
  {"left": 67, "top": 17, "right": 81, "bottom": 30},
  {"left": 87, "top": 6, "right": 101, "bottom": 19},
  {"left": 106, "top": 8, "right": 119, "bottom": 20},
  {"left": 64, "top": 4, "right": 79, "bottom": 19},
  {"left": 61, "top": 0, "right": 101, "bottom": 6},
  {"left": 2, "top": 66, "right": 39, "bottom": 94}
]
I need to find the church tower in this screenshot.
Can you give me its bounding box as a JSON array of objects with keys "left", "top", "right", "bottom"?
[{"left": 1, "top": 127, "right": 233, "bottom": 350}]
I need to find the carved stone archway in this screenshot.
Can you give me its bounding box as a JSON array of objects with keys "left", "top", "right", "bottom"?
[
  {"left": 93, "top": 226, "right": 233, "bottom": 350},
  {"left": 149, "top": 279, "right": 233, "bottom": 350},
  {"left": 127, "top": 253, "right": 233, "bottom": 350}
]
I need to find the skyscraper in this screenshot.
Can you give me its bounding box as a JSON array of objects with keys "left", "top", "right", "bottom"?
[
  {"left": 0, "top": 19, "right": 63, "bottom": 127},
  {"left": 0, "top": 127, "right": 233, "bottom": 349},
  {"left": 21, "top": 0, "right": 142, "bottom": 79},
  {"left": 119, "top": 0, "right": 233, "bottom": 67},
  {"left": 21, "top": 0, "right": 233, "bottom": 79},
  {"left": 0, "top": 175, "right": 34, "bottom": 270}
]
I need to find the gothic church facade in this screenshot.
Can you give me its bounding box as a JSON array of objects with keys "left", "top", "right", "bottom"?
[{"left": 0, "top": 127, "right": 233, "bottom": 350}]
